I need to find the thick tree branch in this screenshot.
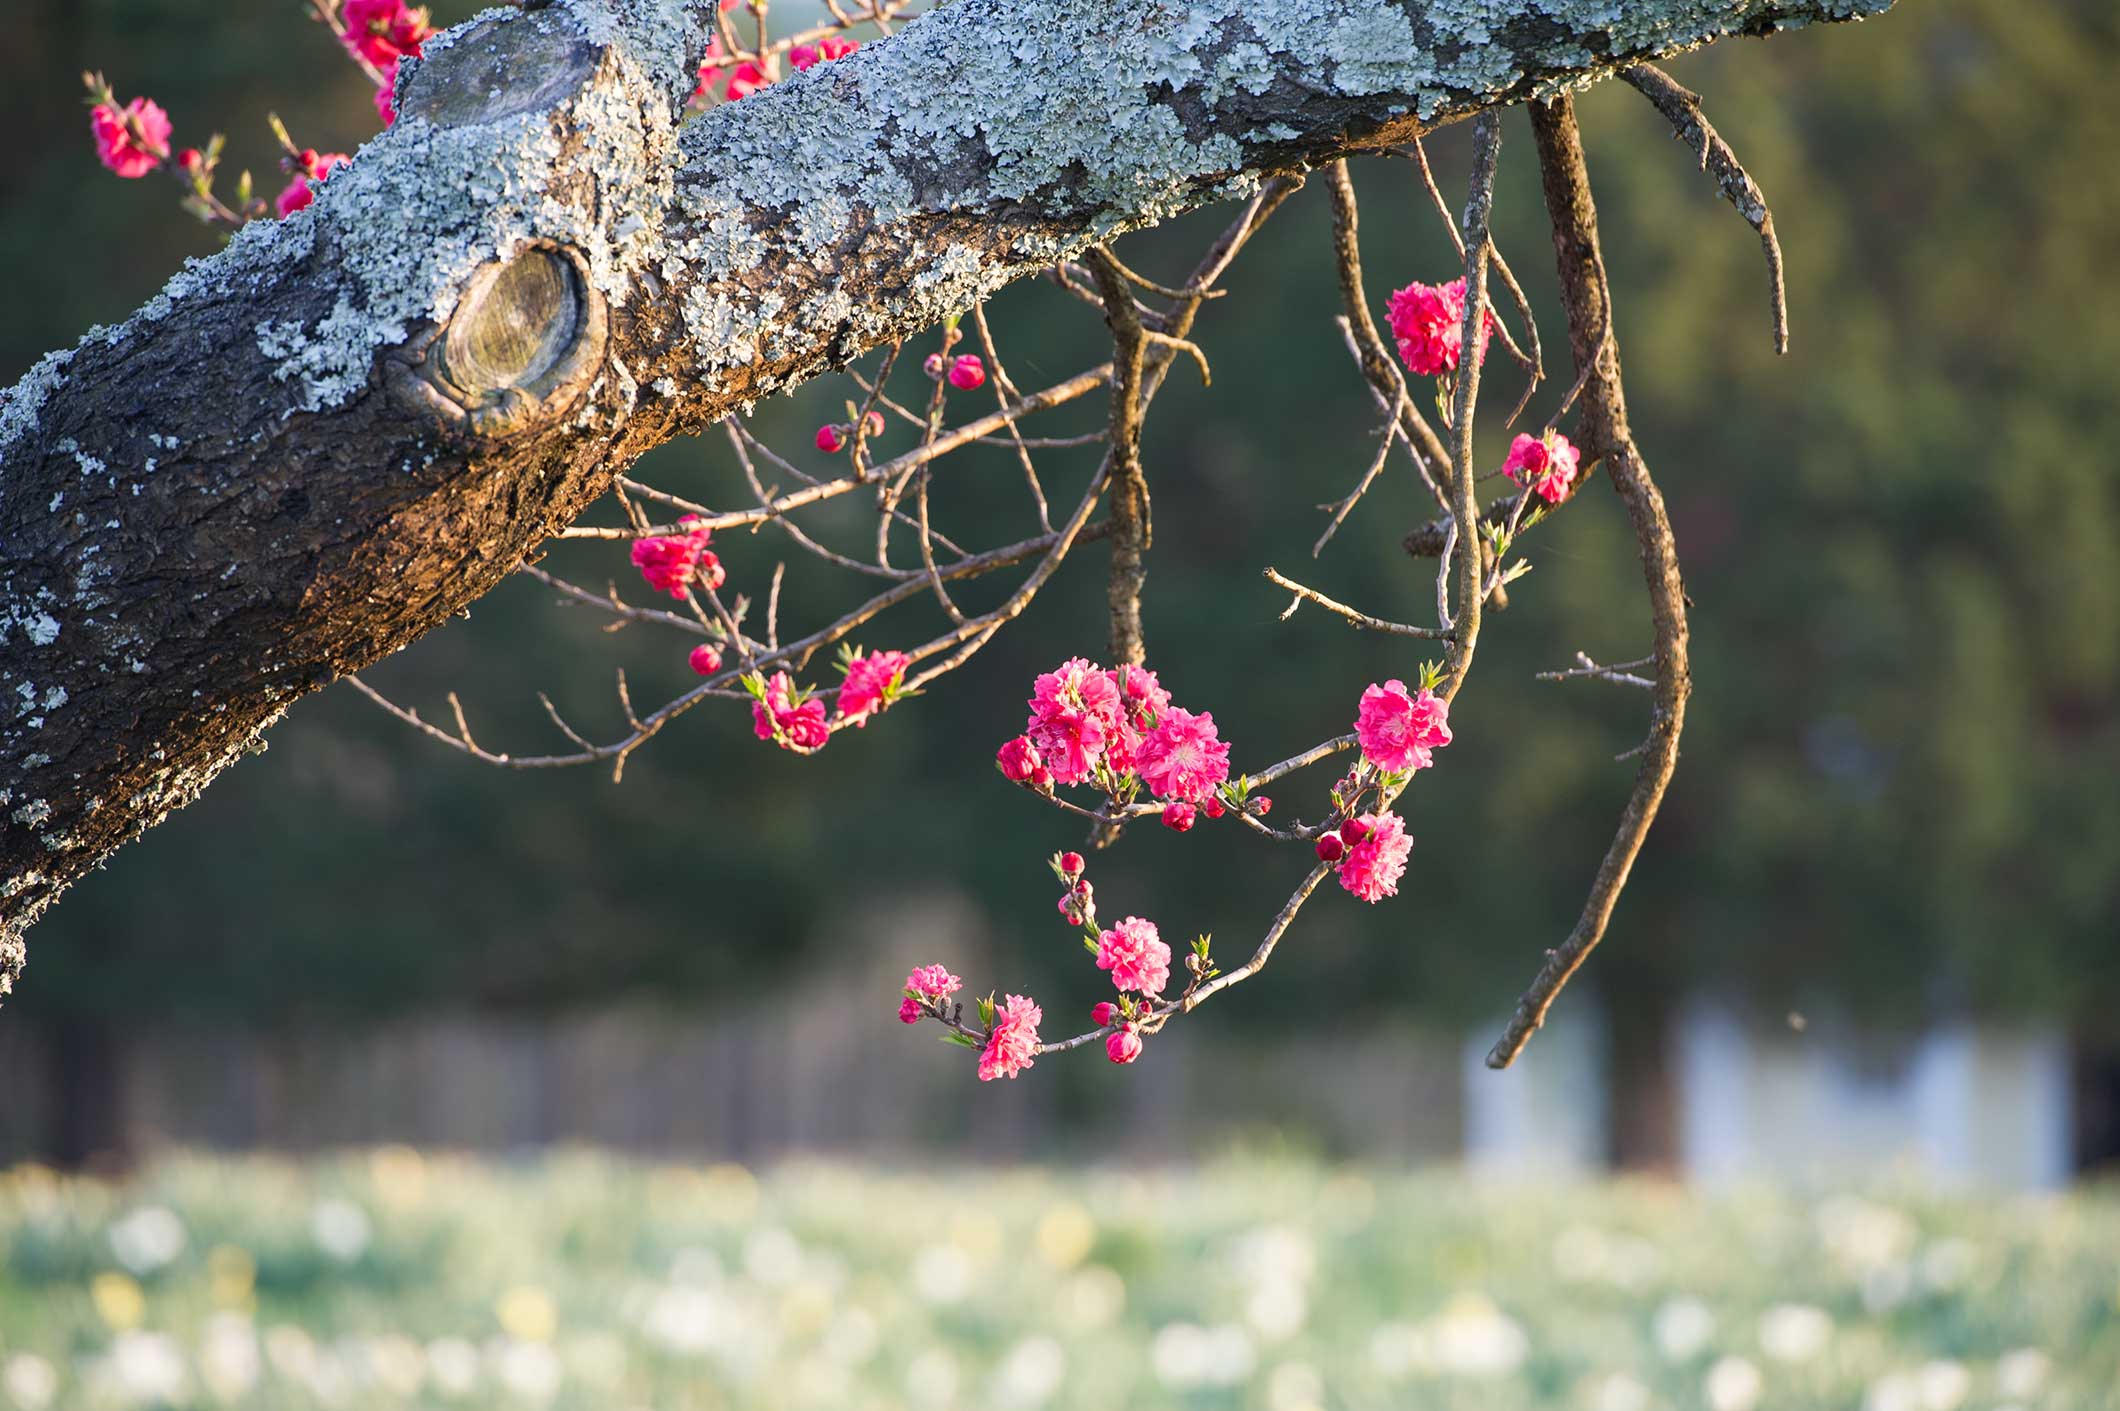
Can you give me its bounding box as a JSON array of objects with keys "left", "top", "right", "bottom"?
[{"left": 0, "top": 0, "right": 1893, "bottom": 998}]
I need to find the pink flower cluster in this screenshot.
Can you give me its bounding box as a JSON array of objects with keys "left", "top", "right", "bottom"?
[
  {"left": 789, "top": 36, "right": 859, "bottom": 71},
  {"left": 343, "top": 0, "right": 434, "bottom": 126},
  {"left": 999, "top": 659, "right": 1230, "bottom": 809},
  {"left": 1501, "top": 430, "right": 1582, "bottom": 505},
  {"left": 978, "top": 994, "right": 1042, "bottom": 1081},
  {"left": 1096, "top": 916, "right": 1171, "bottom": 997},
  {"left": 1354, "top": 679, "right": 1453, "bottom": 774},
  {"left": 90, "top": 96, "right": 170, "bottom": 179},
  {"left": 630, "top": 516, "right": 724, "bottom": 600},
  {"left": 1317, "top": 811, "right": 1414, "bottom": 903},
  {"left": 751, "top": 672, "right": 829, "bottom": 752},
  {"left": 898, "top": 963, "right": 963, "bottom": 1024},
  {"left": 838, "top": 649, "right": 910, "bottom": 729},
  {"left": 1386, "top": 278, "right": 1497, "bottom": 379}
]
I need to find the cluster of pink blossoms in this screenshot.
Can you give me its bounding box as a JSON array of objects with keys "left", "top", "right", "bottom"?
[
  {"left": 998, "top": 659, "right": 1235, "bottom": 823},
  {"left": 1501, "top": 430, "right": 1583, "bottom": 505},
  {"left": 1316, "top": 811, "right": 1415, "bottom": 902},
  {"left": 695, "top": 24, "right": 858, "bottom": 104},
  {"left": 89, "top": 96, "right": 171, "bottom": 179},
  {"left": 1354, "top": 678, "right": 1453, "bottom": 774},
  {"left": 748, "top": 648, "right": 909, "bottom": 752},
  {"left": 897, "top": 963, "right": 963, "bottom": 1024},
  {"left": 1387, "top": 277, "right": 1498, "bottom": 379},
  {"left": 343, "top": 0, "right": 435, "bottom": 126},
  {"left": 630, "top": 516, "right": 725, "bottom": 600}
]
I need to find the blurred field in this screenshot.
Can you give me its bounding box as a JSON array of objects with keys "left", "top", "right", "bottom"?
[{"left": 1, "top": 1153, "right": 2115, "bottom": 1411}]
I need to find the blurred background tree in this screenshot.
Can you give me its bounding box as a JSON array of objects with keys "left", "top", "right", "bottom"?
[{"left": 2, "top": 0, "right": 2114, "bottom": 1167}]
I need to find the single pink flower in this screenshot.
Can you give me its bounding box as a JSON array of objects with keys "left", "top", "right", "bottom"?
[
  {"left": 815, "top": 423, "right": 846, "bottom": 453},
  {"left": 630, "top": 516, "right": 720, "bottom": 599},
  {"left": 689, "top": 644, "right": 723, "bottom": 676},
  {"left": 1090, "top": 1001, "right": 1117, "bottom": 1026},
  {"left": 1162, "top": 801, "right": 1196, "bottom": 832},
  {"left": 996, "top": 735, "right": 1043, "bottom": 783},
  {"left": 838, "top": 649, "right": 910, "bottom": 728},
  {"left": 978, "top": 994, "right": 1042, "bottom": 1081},
  {"left": 898, "top": 997, "right": 922, "bottom": 1024},
  {"left": 1106, "top": 1027, "right": 1142, "bottom": 1064},
  {"left": 1336, "top": 811, "right": 1413, "bottom": 903},
  {"left": 905, "top": 964, "right": 962, "bottom": 1000},
  {"left": 1354, "top": 679, "right": 1453, "bottom": 774},
  {"left": 947, "top": 355, "right": 986, "bottom": 390},
  {"left": 1135, "top": 706, "right": 1231, "bottom": 803},
  {"left": 1096, "top": 916, "right": 1171, "bottom": 997},
  {"left": 751, "top": 672, "right": 829, "bottom": 752},
  {"left": 1501, "top": 430, "right": 1582, "bottom": 505},
  {"left": 1386, "top": 277, "right": 1495, "bottom": 378},
  {"left": 90, "top": 97, "right": 171, "bottom": 179}
]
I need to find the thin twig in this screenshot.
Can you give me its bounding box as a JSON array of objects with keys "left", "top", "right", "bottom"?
[{"left": 1264, "top": 568, "right": 1453, "bottom": 640}]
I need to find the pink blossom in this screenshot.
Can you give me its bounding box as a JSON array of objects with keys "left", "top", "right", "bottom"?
[
  {"left": 818, "top": 36, "right": 858, "bottom": 61},
  {"left": 630, "top": 517, "right": 721, "bottom": 599},
  {"left": 90, "top": 97, "right": 171, "bottom": 179},
  {"left": 977, "top": 994, "right": 1042, "bottom": 1081},
  {"left": 1386, "top": 278, "right": 1495, "bottom": 378},
  {"left": 343, "top": 0, "right": 433, "bottom": 67},
  {"left": 905, "top": 964, "right": 962, "bottom": 1000},
  {"left": 1354, "top": 679, "right": 1453, "bottom": 774},
  {"left": 898, "top": 997, "right": 922, "bottom": 1024},
  {"left": 1501, "top": 430, "right": 1582, "bottom": 505},
  {"left": 1096, "top": 916, "right": 1171, "bottom": 997},
  {"left": 751, "top": 672, "right": 829, "bottom": 752},
  {"left": 689, "top": 644, "right": 723, "bottom": 677},
  {"left": 724, "top": 60, "right": 772, "bottom": 100},
  {"left": 947, "top": 355, "right": 986, "bottom": 390},
  {"left": 815, "top": 423, "right": 846, "bottom": 453},
  {"left": 1025, "top": 657, "right": 1121, "bottom": 786},
  {"left": 1107, "top": 664, "right": 1172, "bottom": 725},
  {"left": 1162, "top": 801, "right": 1196, "bottom": 832},
  {"left": 839, "top": 649, "right": 909, "bottom": 728},
  {"left": 274, "top": 152, "right": 349, "bottom": 218},
  {"left": 1090, "top": 1001, "right": 1117, "bottom": 1026},
  {"left": 1336, "top": 811, "right": 1413, "bottom": 903},
  {"left": 1135, "top": 706, "right": 1231, "bottom": 803},
  {"left": 996, "top": 735, "right": 1043, "bottom": 783},
  {"left": 374, "top": 62, "right": 399, "bottom": 126},
  {"left": 1106, "top": 1027, "right": 1143, "bottom": 1064}
]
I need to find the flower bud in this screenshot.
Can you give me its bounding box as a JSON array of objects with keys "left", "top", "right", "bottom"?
[
  {"left": 1091, "top": 1001, "right": 1117, "bottom": 1026},
  {"left": 1253, "top": 796, "right": 1273, "bottom": 815},
  {"left": 996, "top": 735, "right": 1041, "bottom": 783},
  {"left": 897, "top": 997, "right": 922, "bottom": 1024},
  {"left": 1201, "top": 796, "right": 1225, "bottom": 819},
  {"left": 689, "top": 644, "right": 723, "bottom": 676},
  {"left": 863, "top": 410, "right": 886, "bottom": 437},
  {"left": 923, "top": 351, "right": 947, "bottom": 378},
  {"left": 1162, "top": 802, "right": 1196, "bottom": 832},
  {"left": 1106, "top": 1027, "right": 1143, "bottom": 1064},
  {"left": 948, "top": 354, "right": 986, "bottom": 390},
  {"left": 1340, "top": 816, "right": 1371, "bottom": 845},
  {"left": 1315, "top": 834, "right": 1345, "bottom": 863},
  {"left": 1060, "top": 851, "right": 1086, "bottom": 879},
  {"left": 815, "top": 423, "right": 846, "bottom": 453}
]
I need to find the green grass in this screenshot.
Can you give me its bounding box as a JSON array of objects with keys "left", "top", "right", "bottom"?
[{"left": 1, "top": 1151, "right": 2115, "bottom": 1410}]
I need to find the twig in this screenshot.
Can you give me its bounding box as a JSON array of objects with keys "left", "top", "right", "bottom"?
[
  {"left": 1622, "top": 63, "right": 1790, "bottom": 354},
  {"left": 1537, "top": 651, "right": 1655, "bottom": 689},
  {"left": 1264, "top": 568, "right": 1452, "bottom": 640}
]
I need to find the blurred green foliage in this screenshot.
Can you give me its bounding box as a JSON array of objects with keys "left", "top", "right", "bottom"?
[
  {"left": 1, "top": 1151, "right": 2117, "bottom": 1409},
  {"left": 2, "top": 1, "right": 2115, "bottom": 1044}
]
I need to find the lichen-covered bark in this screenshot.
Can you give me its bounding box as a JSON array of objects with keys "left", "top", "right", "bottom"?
[{"left": 0, "top": 0, "right": 1897, "bottom": 1002}]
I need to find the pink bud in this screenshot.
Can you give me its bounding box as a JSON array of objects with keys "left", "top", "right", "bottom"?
[
  {"left": 815, "top": 423, "right": 846, "bottom": 453},
  {"left": 996, "top": 735, "right": 1041, "bottom": 783},
  {"left": 1030, "top": 765, "right": 1052, "bottom": 789},
  {"left": 1340, "top": 816, "right": 1370, "bottom": 845},
  {"left": 898, "top": 997, "right": 923, "bottom": 1024},
  {"left": 1162, "top": 802, "right": 1196, "bottom": 832},
  {"left": 1201, "top": 796, "right": 1225, "bottom": 819},
  {"left": 1060, "top": 851, "right": 1085, "bottom": 879},
  {"left": 1315, "top": 834, "right": 1345, "bottom": 863},
  {"left": 176, "top": 147, "right": 202, "bottom": 172},
  {"left": 1106, "top": 1027, "right": 1143, "bottom": 1064},
  {"left": 689, "top": 644, "right": 723, "bottom": 676},
  {"left": 948, "top": 354, "right": 986, "bottom": 390},
  {"left": 923, "top": 352, "right": 947, "bottom": 378},
  {"left": 863, "top": 410, "right": 886, "bottom": 437},
  {"left": 1254, "top": 796, "right": 1273, "bottom": 815},
  {"left": 1091, "top": 1001, "right": 1117, "bottom": 1026}
]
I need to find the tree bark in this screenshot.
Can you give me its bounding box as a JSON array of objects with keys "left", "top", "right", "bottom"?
[{"left": 0, "top": 0, "right": 1897, "bottom": 1002}]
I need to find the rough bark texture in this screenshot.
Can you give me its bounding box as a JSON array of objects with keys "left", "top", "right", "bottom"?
[{"left": 0, "top": 0, "right": 1894, "bottom": 1002}]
